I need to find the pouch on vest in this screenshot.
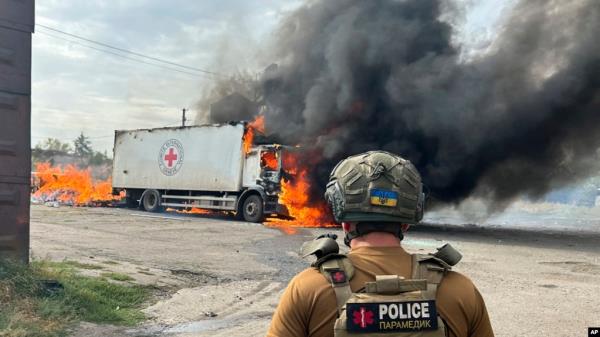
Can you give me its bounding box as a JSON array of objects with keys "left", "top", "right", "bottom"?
[
  {"left": 304, "top": 238, "right": 459, "bottom": 337},
  {"left": 332, "top": 275, "right": 447, "bottom": 337}
]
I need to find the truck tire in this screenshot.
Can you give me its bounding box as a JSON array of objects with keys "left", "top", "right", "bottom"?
[
  {"left": 141, "top": 190, "right": 162, "bottom": 212},
  {"left": 242, "top": 195, "right": 264, "bottom": 223}
]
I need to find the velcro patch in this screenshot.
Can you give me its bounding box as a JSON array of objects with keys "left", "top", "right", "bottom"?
[
  {"left": 370, "top": 189, "right": 398, "bottom": 207},
  {"left": 330, "top": 270, "right": 347, "bottom": 284},
  {"left": 346, "top": 300, "right": 437, "bottom": 333}
]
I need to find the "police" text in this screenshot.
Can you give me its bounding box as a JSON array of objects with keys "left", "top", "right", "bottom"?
[{"left": 379, "top": 302, "right": 431, "bottom": 320}]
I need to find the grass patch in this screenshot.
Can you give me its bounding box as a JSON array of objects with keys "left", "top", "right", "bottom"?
[
  {"left": 100, "top": 272, "right": 135, "bottom": 282},
  {"left": 0, "top": 259, "right": 150, "bottom": 337}
]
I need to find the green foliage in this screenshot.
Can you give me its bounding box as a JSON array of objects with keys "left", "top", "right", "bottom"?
[
  {"left": 31, "top": 133, "right": 112, "bottom": 169},
  {"left": 35, "top": 138, "right": 72, "bottom": 153},
  {"left": 32, "top": 138, "right": 73, "bottom": 167},
  {"left": 73, "top": 133, "right": 93, "bottom": 158},
  {"left": 0, "top": 259, "right": 150, "bottom": 337},
  {"left": 88, "top": 151, "right": 111, "bottom": 166}
]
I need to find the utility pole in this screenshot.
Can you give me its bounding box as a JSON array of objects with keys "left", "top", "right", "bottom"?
[{"left": 182, "top": 108, "right": 187, "bottom": 127}]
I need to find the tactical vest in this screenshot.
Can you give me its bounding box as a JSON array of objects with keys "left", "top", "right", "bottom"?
[{"left": 302, "top": 235, "right": 462, "bottom": 337}]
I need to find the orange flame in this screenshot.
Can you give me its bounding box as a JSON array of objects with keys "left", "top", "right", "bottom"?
[
  {"left": 261, "top": 151, "right": 278, "bottom": 170},
  {"left": 32, "top": 163, "right": 119, "bottom": 205},
  {"left": 166, "top": 207, "right": 215, "bottom": 215},
  {"left": 266, "top": 152, "right": 336, "bottom": 229},
  {"left": 243, "top": 115, "right": 265, "bottom": 154},
  {"left": 185, "top": 208, "right": 214, "bottom": 214},
  {"left": 241, "top": 114, "right": 337, "bottom": 230},
  {"left": 248, "top": 115, "right": 265, "bottom": 133},
  {"left": 243, "top": 128, "right": 254, "bottom": 154}
]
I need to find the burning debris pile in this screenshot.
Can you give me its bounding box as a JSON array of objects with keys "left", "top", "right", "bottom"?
[
  {"left": 204, "top": 0, "right": 600, "bottom": 212},
  {"left": 31, "top": 163, "right": 120, "bottom": 206}
]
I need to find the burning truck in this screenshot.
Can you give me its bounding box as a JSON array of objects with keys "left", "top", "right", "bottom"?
[{"left": 111, "top": 121, "right": 290, "bottom": 222}]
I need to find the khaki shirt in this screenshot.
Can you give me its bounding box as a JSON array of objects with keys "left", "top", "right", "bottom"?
[{"left": 267, "top": 246, "right": 494, "bottom": 337}]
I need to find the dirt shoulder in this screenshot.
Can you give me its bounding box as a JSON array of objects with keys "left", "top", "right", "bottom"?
[{"left": 31, "top": 205, "right": 600, "bottom": 337}]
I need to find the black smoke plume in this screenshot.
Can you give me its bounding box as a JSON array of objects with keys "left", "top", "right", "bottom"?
[{"left": 211, "top": 0, "right": 600, "bottom": 206}]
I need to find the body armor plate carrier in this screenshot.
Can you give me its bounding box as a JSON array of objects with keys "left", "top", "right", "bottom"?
[{"left": 302, "top": 236, "right": 462, "bottom": 337}]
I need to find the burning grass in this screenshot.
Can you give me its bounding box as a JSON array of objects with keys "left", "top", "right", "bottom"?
[
  {"left": 0, "top": 259, "right": 150, "bottom": 337},
  {"left": 32, "top": 163, "right": 120, "bottom": 206}
]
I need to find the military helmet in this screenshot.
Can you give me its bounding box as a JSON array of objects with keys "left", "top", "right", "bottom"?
[{"left": 325, "top": 151, "right": 424, "bottom": 224}]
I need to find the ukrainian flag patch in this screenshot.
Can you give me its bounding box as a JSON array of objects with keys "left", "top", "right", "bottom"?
[{"left": 370, "top": 189, "right": 398, "bottom": 207}]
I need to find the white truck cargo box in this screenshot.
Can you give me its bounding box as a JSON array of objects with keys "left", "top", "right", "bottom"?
[{"left": 113, "top": 124, "right": 245, "bottom": 192}]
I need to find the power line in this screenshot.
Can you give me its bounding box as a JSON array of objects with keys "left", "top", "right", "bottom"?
[
  {"left": 36, "top": 23, "right": 222, "bottom": 77},
  {"left": 36, "top": 30, "right": 211, "bottom": 78},
  {"left": 32, "top": 118, "right": 188, "bottom": 141},
  {"left": 32, "top": 135, "right": 113, "bottom": 140}
]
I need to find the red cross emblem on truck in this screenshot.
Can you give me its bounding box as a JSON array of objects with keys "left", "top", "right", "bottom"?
[
  {"left": 158, "top": 139, "right": 184, "bottom": 176},
  {"left": 164, "top": 148, "right": 178, "bottom": 167}
]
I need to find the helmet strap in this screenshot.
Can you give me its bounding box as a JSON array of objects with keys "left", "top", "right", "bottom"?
[{"left": 344, "top": 222, "right": 404, "bottom": 247}]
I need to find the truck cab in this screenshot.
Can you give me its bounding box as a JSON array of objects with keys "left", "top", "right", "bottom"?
[{"left": 241, "top": 145, "right": 288, "bottom": 221}]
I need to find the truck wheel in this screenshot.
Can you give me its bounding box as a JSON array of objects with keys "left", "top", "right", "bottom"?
[
  {"left": 242, "top": 195, "right": 264, "bottom": 223},
  {"left": 141, "top": 190, "right": 162, "bottom": 212}
]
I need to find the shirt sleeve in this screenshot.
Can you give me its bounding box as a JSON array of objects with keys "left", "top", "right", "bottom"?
[
  {"left": 468, "top": 286, "right": 494, "bottom": 337},
  {"left": 437, "top": 271, "right": 495, "bottom": 337},
  {"left": 266, "top": 275, "right": 309, "bottom": 337}
]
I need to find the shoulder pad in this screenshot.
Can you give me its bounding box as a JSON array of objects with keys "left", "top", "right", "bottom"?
[
  {"left": 433, "top": 243, "right": 462, "bottom": 266},
  {"left": 300, "top": 235, "right": 339, "bottom": 259},
  {"left": 415, "top": 254, "right": 453, "bottom": 270},
  {"left": 415, "top": 243, "right": 462, "bottom": 270}
]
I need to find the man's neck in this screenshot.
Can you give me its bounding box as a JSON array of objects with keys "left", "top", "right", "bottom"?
[{"left": 349, "top": 232, "right": 402, "bottom": 249}]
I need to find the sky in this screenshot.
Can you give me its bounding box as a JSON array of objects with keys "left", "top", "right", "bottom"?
[{"left": 32, "top": 0, "right": 510, "bottom": 155}]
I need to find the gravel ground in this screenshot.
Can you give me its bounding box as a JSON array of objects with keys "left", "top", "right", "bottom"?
[{"left": 30, "top": 204, "right": 600, "bottom": 337}]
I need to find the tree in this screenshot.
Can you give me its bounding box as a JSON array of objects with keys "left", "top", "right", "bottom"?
[
  {"left": 35, "top": 137, "right": 72, "bottom": 153},
  {"left": 89, "top": 151, "right": 110, "bottom": 166},
  {"left": 73, "top": 132, "right": 93, "bottom": 158}
]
